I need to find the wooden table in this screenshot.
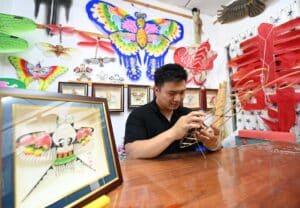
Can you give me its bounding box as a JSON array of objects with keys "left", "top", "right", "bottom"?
[{"left": 108, "top": 142, "right": 300, "bottom": 207}]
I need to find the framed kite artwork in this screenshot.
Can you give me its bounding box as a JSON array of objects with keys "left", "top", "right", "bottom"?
[
  {"left": 206, "top": 89, "right": 218, "bottom": 109},
  {"left": 92, "top": 83, "right": 124, "bottom": 112},
  {"left": 0, "top": 87, "right": 122, "bottom": 208},
  {"left": 183, "top": 88, "right": 202, "bottom": 110},
  {"left": 127, "top": 85, "right": 150, "bottom": 109},
  {"left": 58, "top": 81, "right": 89, "bottom": 96}
]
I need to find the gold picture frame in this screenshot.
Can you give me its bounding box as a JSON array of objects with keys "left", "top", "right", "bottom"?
[
  {"left": 91, "top": 83, "right": 124, "bottom": 112},
  {"left": 127, "top": 85, "right": 150, "bottom": 108},
  {"left": 0, "top": 87, "right": 122, "bottom": 208}
]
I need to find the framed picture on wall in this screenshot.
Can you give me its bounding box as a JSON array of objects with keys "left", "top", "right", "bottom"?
[
  {"left": 58, "top": 82, "right": 89, "bottom": 96},
  {"left": 206, "top": 89, "right": 218, "bottom": 109},
  {"left": 127, "top": 85, "right": 150, "bottom": 108},
  {"left": 183, "top": 88, "right": 202, "bottom": 110},
  {"left": 0, "top": 87, "right": 122, "bottom": 208},
  {"left": 92, "top": 83, "right": 124, "bottom": 112}
]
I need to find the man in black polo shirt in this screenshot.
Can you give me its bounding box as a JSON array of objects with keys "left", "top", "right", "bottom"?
[{"left": 125, "top": 63, "right": 221, "bottom": 159}]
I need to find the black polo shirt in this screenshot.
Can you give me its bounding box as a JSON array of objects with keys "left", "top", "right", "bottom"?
[{"left": 124, "top": 100, "right": 199, "bottom": 155}]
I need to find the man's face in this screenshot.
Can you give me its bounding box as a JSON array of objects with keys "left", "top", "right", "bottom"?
[{"left": 155, "top": 80, "right": 186, "bottom": 111}]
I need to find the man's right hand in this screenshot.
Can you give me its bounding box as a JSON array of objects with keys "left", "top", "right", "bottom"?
[{"left": 170, "top": 111, "right": 206, "bottom": 140}]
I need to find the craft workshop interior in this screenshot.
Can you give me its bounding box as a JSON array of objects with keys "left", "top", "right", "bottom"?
[{"left": 0, "top": 0, "right": 300, "bottom": 207}]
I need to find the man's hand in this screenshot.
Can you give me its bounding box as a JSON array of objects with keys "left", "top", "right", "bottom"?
[
  {"left": 193, "top": 125, "right": 221, "bottom": 151},
  {"left": 170, "top": 111, "right": 205, "bottom": 141}
]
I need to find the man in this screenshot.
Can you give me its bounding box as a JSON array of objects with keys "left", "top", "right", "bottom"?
[{"left": 125, "top": 63, "right": 221, "bottom": 159}]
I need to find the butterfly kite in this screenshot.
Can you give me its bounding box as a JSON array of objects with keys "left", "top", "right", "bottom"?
[
  {"left": 8, "top": 56, "right": 68, "bottom": 91},
  {"left": 86, "top": 0, "right": 184, "bottom": 80}
]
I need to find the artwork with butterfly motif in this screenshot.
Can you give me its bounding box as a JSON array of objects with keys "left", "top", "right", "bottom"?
[
  {"left": 8, "top": 56, "right": 68, "bottom": 91},
  {"left": 86, "top": 0, "right": 184, "bottom": 80}
]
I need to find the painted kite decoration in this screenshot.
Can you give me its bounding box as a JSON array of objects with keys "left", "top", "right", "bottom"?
[
  {"left": 174, "top": 41, "right": 217, "bottom": 85},
  {"left": 8, "top": 56, "right": 68, "bottom": 91},
  {"left": 86, "top": 0, "right": 184, "bottom": 80},
  {"left": 37, "top": 42, "right": 77, "bottom": 58},
  {"left": 34, "top": 0, "right": 73, "bottom": 33},
  {"left": 16, "top": 114, "right": 94, "bottom": 201},
  {"left": 73, "top": 64, "right": 93, "bottom": 81},
  {"left": 228, "top": 18, "right": 300, "bottom": 132},
  {"left": 0, "top": 13, "right": 36, "bottom": 53},
  {"left": 216, "top": 0, "right": 266, "bottom": 24}
]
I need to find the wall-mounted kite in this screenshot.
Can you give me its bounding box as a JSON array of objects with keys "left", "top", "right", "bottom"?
[
  {"left": 216, "top": 0, "right": 266, "bottom": 24},
  {"left": 34, "top": 0, "right": 73, "bottom": 32},
  {"left": 8, "top": 56, "right": 68, "bottom": 91},
  {"left": 0, "top": 13, "right": 36, "bottom": 53},
  {"left": 86, "top": 0, "right": 184, "bottom": 81},
  {"left": 174, "top": 41, "right": 217, "bottom": 85},
  {"left": 73, "top": 64, "right": 93, "bottom": 81}
]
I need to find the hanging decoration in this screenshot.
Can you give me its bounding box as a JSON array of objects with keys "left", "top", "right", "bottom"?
[
  {"left": 77, "top": 32, "right": 115, "bottom": 66},
  {"left": 34, "top": 0, "right": 73, "bottom": 33},
  {"left": 215, "top": 0, "right": 266, "bottom": 24},
  {"left": 73, "top": 64, "right": 93, "bottom": 81},
  {"left": 37, "top": 42, "right": 77, "bottom": 58},
  {"left": 228, "top": 18, "right": 300, "bottom": 132},
  {"left": 8, "top": 56, "right": 68, "bottom": 91},
  {"left": 86, "top": 0, "right": 184, "bottom": 81},
  {"left": 174, "top": 41, "right": 217, "bottom": 85},
  {"left": 0, "top": 13, "right": 36, "bottom": 53}
]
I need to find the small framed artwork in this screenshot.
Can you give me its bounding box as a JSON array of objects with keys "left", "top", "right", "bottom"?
[
  {"left": 206, "top": 89, "right": 218, "bottom": 109},
  {"left": 0, "top": 87, "right": 122, "bottom": 208},
  {"left": 92, "top": 83, "right": 124, "bottom": 112},
  {"left": 127, "top": 85, "right": 150, "bottom": 108},
  {"left": 58, "top": 82, "right": 89, "bottom": 96},
  {"left": 183, "top": 88, "right": 202, "bottom": 110}
]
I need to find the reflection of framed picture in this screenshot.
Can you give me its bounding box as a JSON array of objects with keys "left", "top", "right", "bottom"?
[
  {"left": 183, "top": 88, "right": 202, "bottom": 110},
  {"left": 206, "top": 89, "right": 218, "bottom": 109},
  {"left": 128, "top": 85, "right": 150, "bottom": 108},
  {"left": 58, "top": 82, "right": 89, "bottom": 96},
  {"left": 92, "top": 83, "right": 124, "bottom": 112},
  {"left": 0, "top": 87, "right": 122, "bottom": 208}
]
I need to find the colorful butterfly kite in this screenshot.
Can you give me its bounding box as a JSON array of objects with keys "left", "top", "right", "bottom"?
[
  {"left": 86, "top": 0, "right": 184, "bottom": 80},
  {"left": 8, "top": 56, "right": 68, "bottom": 91}
]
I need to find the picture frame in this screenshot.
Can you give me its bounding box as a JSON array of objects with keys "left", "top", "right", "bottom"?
[
  {"left": 205, "top": 89, "right": 218, "bottom": 109},
  {"left": 58, "top": 82, "right": 89, "bottom": 96},
  {"left": 183, "top": 88, "right": 202, "bottom": 110},
  {"left": 0, "top": 87, "right": 122, "bottom": 208},
  {"left": 92, "top": 83, "right": 124, "bottom": 112},
  {"left": 127, "top": 85, "right": 150, "bottom": 108}
]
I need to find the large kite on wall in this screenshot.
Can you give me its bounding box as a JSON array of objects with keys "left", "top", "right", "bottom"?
[{"left": 86, "top": 0, "right": 184, "bottom": 81}]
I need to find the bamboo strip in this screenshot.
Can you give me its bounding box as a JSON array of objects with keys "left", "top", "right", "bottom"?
[{"left": 124, "top": 0, "right": 192, "bottom": 19}]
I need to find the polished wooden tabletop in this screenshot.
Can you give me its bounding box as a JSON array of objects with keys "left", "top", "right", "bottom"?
[{"left": 108, "top": 142, "right": 300, "bottom": 208}]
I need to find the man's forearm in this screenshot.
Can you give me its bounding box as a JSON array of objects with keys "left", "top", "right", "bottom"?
[{"left": 125, "top": 129, "right": 176, "bottom": 159}]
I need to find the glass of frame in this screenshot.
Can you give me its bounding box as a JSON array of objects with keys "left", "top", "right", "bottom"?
[
  {"left": 58, "top": 82, "right": 89, "bottom": 96},
  {"left": 0, "top": 87, "right": 122, "bottom": 208},
  {"left": 92, "top": 83, "right": 124, "bottom": 112},
  {"left": 206, "top": 89, "right": 218, "bottom": 109},
  {"left": 183, "top": 88, "right": 202, "bottom": 110},
  {"left": 127, "top": 85, "right": 150, "bottom": 109}
]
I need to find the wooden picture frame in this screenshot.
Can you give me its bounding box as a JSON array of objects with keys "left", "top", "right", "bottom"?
[
  {"left": 183, "top": 88, "right": 202, "bottom": 110},
  {"left": 127, "top": 85, "right": 150, "bottom": 108},
  {"left": 0, "top": 87, "right": 122, "bottom": 208},
  {"left": 58, "top": 82, "right": 89, "bottom": 96},
  {"left": 92, "top": 83, "right": 124, "bottom": 112},
  {"left": 206, "top": 89, "right": 218, "bottom": 109}
]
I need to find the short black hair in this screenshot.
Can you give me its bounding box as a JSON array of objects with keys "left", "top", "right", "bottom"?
[{"left": 154, "top": 63, "right": 187, "bottom": 87}]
